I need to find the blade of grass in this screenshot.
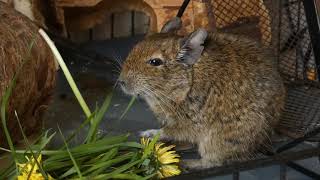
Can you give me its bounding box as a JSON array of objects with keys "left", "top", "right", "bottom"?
[
  {"left": 141, "top": 173, "right": 157, "bottom": 180},
  {"left": 0, "top": 147, "right": 61, "bottom": 155},
  {"left": 86, "top": 147, "right": 118, "bottom": 165},
  {"left": 38, "top": 29, "right": 92, "bottom": 119},
  {"left": 111, "top": 173, "right": 144, "bottom": 180},
  {"left": 60, "top": 111, "right": 96, "bottom": 149},
  {"left": 89, "top": 148, "right": 118, "bottom": 176},
  {"left": 91, "top": 159, "right": 143, "bottom": 180},
  {"left": 59, "top": 166, "right": 77, "bottom": 179},
  {"left": 0, "top": 162, "right": 15, "bottom": 179},
  {"left": 14, "top": 111, "right": 48, "bottom": 179},
  {"left": 58, "top": 126, "right": 83, "bottom": 179},
  {"left": 86, "top": 92, "right": 113, "bottom": 143},
  {"left": 119, "top": 97, "right": 136, "bottom": 121},
  {"left": 82, "top": 152, "right": 134, "bottom": 176}
]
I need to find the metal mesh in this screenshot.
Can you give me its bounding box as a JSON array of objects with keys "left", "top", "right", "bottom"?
[
  {"left": 278, "top": 82, "right": 320, "bottom": 140},
  {"left": 278, "top": 0, "right": 317, "bottom": 82},
  {"left": 211, "top": 0, "right": 320, "bottom": 140}
]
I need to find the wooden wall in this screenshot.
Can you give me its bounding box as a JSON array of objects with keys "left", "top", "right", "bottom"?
[{"left": 68, "top": 11, "right": 150, "bottom": 43}]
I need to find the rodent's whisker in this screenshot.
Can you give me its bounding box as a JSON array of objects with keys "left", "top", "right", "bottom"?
[
  {"left": 109, "top": 48, "right": 123, "bottom": 68},
  {"left": 144, "top": 85, "right": 187, "bottom": 123},
  {"left": 141, "top": 86, "right": 167, "bottom": 120},
  {"left": 113, "top": 77, "right": 120, "bottom": 90}
]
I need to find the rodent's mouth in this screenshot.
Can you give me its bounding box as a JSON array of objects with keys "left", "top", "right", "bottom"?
[{"left": 119, "top": 83, "right": 137, "bottom": 96}]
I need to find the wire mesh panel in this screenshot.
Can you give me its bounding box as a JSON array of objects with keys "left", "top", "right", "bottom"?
[
  {"left": 211, "top": 0, "right": 318, "bottom": 81},
  {"left": 278, "top": 81, "right": 320, "bottom": 140},
  {"left": 212, "top": 0, "right": 272, "bottom": 45},
  {"left": 209, "top": 0, "right": 320, "bottom": 140},
  {"left": 278, "top": 0, "right": 317, "bottom": 82}
]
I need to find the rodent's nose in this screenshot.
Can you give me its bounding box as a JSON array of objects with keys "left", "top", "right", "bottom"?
[{"left": 118, "top": 79, "right": 125, "bottom": 86}]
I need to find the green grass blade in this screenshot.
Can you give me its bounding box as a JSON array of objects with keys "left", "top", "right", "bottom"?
[
  {"left": 140, "top": 173, "right": 157, "bottom": 180},
  {"left": 86, "top": 92, "right": 113, "bottom": 143},
  {"left": 14, "top": 111, "right": 48, "bottom": 179},
  {"left": 86, "top": 147, "right": 118, "bottom": 165},
  {"left": 58, "top": 126, "right": 83, "bottom": 179},
  {"left": 119, "top": 97, "right": 136, "bottom": 121},
  {"left": 60, "top": 112, "right": 96, "bottom": 149},
  {"left": 91, "top": 159, "right": 143, "bottom": 180},
  {"left": 38, "top": 29, "right": 92, "bottom": 118},
  {"left": 83, "top": 152, "right": 134, "bottom": 176},
  {"left": 111, "top": 173, "right": 144, "bottom": 180},
  {"left": 59, "top": 166, "right": 77, "bottom": 179},
  {"left": 0, "top": 162, "right": 16, "bottom": 179},
  {"left": 89, "top": 148, "right": 118, "bottom": 176}
]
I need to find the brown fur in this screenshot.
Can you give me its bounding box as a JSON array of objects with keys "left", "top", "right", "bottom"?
[{"left": 120, "top": 32, "right": 286, "bottom": 169}]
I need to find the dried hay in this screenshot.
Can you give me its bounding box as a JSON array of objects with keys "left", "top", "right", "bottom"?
[{"left": 0, "top": 2, "right": 56, "bottom": 145}]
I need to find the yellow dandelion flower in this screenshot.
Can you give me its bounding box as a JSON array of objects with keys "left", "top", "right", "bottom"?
[
  {"left": 140, "top": 137, "right": 150, "bottom": 147},
  {"left": 16, "top": 155, "right": 54, "bottom": 180},
  {"left": 157, "top": 165, "right": 181, "bottom": 179},
  {"left": 140, "top": 137, "right": 181, "bottom": 178}
]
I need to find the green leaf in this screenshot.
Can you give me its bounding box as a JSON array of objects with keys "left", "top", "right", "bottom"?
[
  {"left": 59, "top": 166, "right": 77, "bottom": 179},
  {"left": 110, "top": 173, "right": 144, "bottom": 180},
  {"left": 87, "top": 147, "right": 118, "bottom": 165},
  {"left": 58, "top": 126, "right": 83, "bottom": 179},
  {"left": 142, "top": 133, "right": 160, "bottom": 159},
  {"left": 91, "top": 159, "right": 143, "bottom": 180},
  {"left": 82, "top": 152, "right": 134, "bottom": 176},
  {"left": 86, "top": 92, "right": 113, "bottom": 143},
  {"left": 142, "top": 159, "right": 150, "bottom": 167}
]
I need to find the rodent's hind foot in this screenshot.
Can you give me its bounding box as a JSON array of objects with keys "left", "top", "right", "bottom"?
[{"left": 181, "top": 159, "right": 222, "bottom": 170}]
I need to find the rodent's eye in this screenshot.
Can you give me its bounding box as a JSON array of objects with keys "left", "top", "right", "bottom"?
[{"left": 148, "top": 58, "right": 164, "bottom": 66}]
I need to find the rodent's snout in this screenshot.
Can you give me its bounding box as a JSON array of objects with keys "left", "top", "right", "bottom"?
[
  {"left": 118, "top": 73, "right": 135, "bottom": 95},
  {"left": 118, "top": 79, "right": 125, "bottom": 87}
]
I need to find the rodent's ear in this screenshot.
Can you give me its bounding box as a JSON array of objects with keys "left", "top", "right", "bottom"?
[
  {"left": 160, "top": 17, "right": 182, "bottom": 33},
  {"left": 177, "top": 28, "right": 208, "bottom": 65}
]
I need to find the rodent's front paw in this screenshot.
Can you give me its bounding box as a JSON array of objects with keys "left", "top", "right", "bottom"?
[
  {"left": 180, "top": 159, "right": 221, "bottom": 170},
  {"left": 139, "top": 129, "right": 160, "bottom": 138}
]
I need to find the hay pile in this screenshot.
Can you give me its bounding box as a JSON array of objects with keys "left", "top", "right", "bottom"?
[{"left": 0, "top": 2, "right": 56, "bottom": 145}]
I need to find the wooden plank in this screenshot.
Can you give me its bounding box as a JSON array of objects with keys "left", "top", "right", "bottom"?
[
  {"left": 113, "top": 11, "right": 132, "bottom": 38},
  {"left": 134, "top": 11, "right": 150, "bottom": 35},
  {"left": 56, "top": 0, "right": 103, "bottom": 7},
  {"left": 92, "top": 15, "right": 111, "bottom": 40},
  {"left": 69, "top": 30, "right": 90, "bottom": 43}
]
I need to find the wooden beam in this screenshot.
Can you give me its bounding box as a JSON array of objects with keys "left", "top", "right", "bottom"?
[{"left": 56, "top": 0, "right": 103, "bottom": 7}]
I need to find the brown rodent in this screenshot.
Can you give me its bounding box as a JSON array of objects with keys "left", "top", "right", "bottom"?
[{"left": 119, "top": 17, "right": 286, "bottom": 169}]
